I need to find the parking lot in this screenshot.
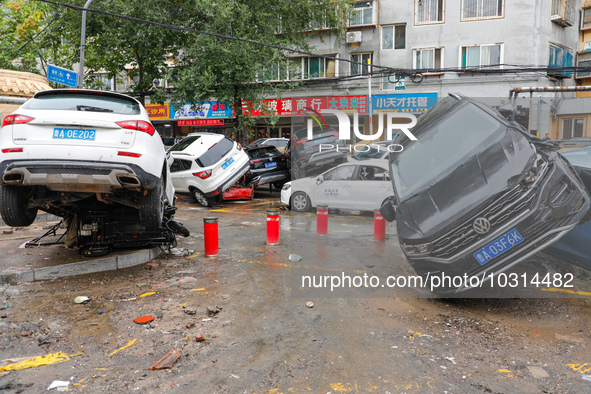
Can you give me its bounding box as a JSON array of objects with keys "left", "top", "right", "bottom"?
[{"left": 1, "top": 190, "right": 591, "bottom": 393}]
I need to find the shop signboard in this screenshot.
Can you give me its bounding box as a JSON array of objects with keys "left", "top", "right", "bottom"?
[
  {"left": 372, "top": 93, "right": 437, "bottom": 113},
  {"left": 145, "top": 103, "right": 170, "bottom": 120},
  {"left": 170, "top": 102, "right": 233, "bottom": 119},
  {"left": 244, "top": 95, "right": 368, "bottom": 117}
]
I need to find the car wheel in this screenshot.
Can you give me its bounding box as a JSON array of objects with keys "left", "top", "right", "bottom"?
[
  {"left": 291, "top": 192, "right": 311, "bottom": 212},
  {"left": 272, "top": 181, "right": 285, "bottom": 190},
  {"left": 293, "top": 164, "right": 306, "bottom": 179},
  {"left": 138, "top": 182, "right": 164, "bottom": 230},
  {"left": 192, "top": 188, "right": 211, "bottom": 207},
  {"left": 0, "top": 185, "right": 37, "bottom": 227}
]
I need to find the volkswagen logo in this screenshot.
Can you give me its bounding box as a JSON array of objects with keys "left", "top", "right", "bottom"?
[{"left": 473, "top": 217, "right": 491, "bottom": 235}]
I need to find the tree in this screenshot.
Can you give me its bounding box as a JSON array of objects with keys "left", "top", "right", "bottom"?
[{"left": 167, "top": 0, "right": 349, "bottom": 141}]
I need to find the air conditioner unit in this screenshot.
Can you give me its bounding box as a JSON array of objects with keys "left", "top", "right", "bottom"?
[{"left": 346, "top": 31, "right": 362, "bottom": 44}]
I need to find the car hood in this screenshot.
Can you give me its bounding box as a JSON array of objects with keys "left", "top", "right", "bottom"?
[{"left": 397, "top": 130, "right": 536, "bottom": 241}]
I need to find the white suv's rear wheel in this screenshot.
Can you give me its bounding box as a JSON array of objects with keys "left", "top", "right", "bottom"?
[{"left": 0, "top": 185, "right": 37, "bottom": 227}]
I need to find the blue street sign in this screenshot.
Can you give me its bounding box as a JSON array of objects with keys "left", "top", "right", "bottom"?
[{"left": 47, "top": 64, "right": 78, "bottom": 88}]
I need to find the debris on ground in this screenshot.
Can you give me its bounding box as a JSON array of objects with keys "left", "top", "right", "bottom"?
[
  {"left": 0, "top": 352, "right": 82, "bottom": 372},
  {"left": 133, "top": 316, "right": 155, "bottom": 324},
  {"left": 149, "top": 349, "right": 181, "bottom": 370},
  {"left": 207, "top": 306, "right": 222, "bottom": 316},
  {"left": 195, "top": 334, "right": 206, "bottom": 342},
  {"left": 289, "top": 254, "right": 302, "bottom": 262},
  {"left": 109, "top": 339, "right": 137, "bottom": 357},
  {"left": 74, "top": 296, "right": 90, "bottom": 304},
  {"left": 47, "top": 380, "right": 70, "bottom": 391},
  {"left": 306, "top": 301, "right": 314, "bottom": 308}
]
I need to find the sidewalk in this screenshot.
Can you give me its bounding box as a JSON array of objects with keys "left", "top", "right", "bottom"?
[{"left": 0, "top": 220, "right": 159, "bottom": 284}]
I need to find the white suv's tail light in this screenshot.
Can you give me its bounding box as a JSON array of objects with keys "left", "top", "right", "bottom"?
[
  {"left": 193, "top": 170, "right": 212, "bottom": 180},
  {"left": 2, "top": 114, "right": 34, "bottom": 127},
  {"left": 1, "top": 148, "right": 24, "bottom": 153},
  {"left": 116, "top": 120, "right": 156, "bottom": 136}
]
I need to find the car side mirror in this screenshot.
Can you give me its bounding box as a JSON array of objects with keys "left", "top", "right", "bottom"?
[
  {"left": 380, "top": 197, "right": 397, "bottom": 222},
  {"left": 316, "top": 176, "right": 323, "bottom": 185}
]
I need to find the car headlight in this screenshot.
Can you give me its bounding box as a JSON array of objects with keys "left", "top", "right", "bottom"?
[
  {"left": 282, "top": 183, "right": 291, "bottom": 191},
  {"left": 402, "top": 243, "right": 432, "bottom": 255}
]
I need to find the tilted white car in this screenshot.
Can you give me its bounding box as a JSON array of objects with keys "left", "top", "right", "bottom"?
[
  {"left": 281, "top": 159, "right": 393, "bottom": 212},
  {"left": 169, "top": 132, "right": 250, "bottom": 206},
  {"left": 0, "top": 89, "right": 174, "bottom": 230}
]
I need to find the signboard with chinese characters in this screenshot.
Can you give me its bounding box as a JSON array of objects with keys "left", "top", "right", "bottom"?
[
  {"left": 242, "top": 98, "right": 296, "bottom": 117},
  {"left": 47, "top": 64, "right": 78, "bottom": 88},
  {"left": 372, "top": 93, "right": 437, "bottom": 113},
  {"left": 170, "top": 102, "right": 233, "bottom": 119},
  {"left": 145, "top": 104, "right": 170, "bottom": 120},
  {"left": 244, "top": 95, "right": 368, "bottom": 117},
  {"left": 178, "top": 119, "right": 225, "bottom": 126}
]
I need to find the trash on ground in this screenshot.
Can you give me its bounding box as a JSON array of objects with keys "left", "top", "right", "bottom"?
[
  {"left": 109, "top": 338, "right": 137, "bottom": 357},
  {"left": 140, "top": 292, "right": 156, "bottom": 297},
  {"left": 289, "top": 254, "right": 302, "bottom": 262},
  {"left": 195, "top": 334, "right": 206, "bottom": 342},
  {"left": 306, "top": 301, "right": 314, "bottom": 308},
  {"left": 0, "top": 352, "right": 81, "bottom": 372},
  {"left": 47, "top": 380, "right": 70, "bottom": 391},
  {"left": 149, "top": 349, "right": 181, "bottom": 370},
  {"left": 133, "top": 316, "right": 155, "bottom": 324},
  {"left": 97, "top": 309, "right": 105, "bottom": 314},
  {"left": 74, "top": 296, "right": 90, "bottom": 304},
  {"left": 583, "top": 374, "right": 591, "bottom": 382},
  {"left": 183, "top": 308, "right": 197, "bottom": 316}
]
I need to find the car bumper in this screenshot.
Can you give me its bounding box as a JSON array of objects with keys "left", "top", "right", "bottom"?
[
  {"left": 402, "top": 154, "right": 590, "bottom": 294},
  {"left": 280, "top": 186, "right": 292, "bottom": 206},
  {"left": 247, "top": 171, "right": 287, "bottom": 187},
  {"left": 0, "top": 159, "right": 160, "bottom": 193},
  {"left": 204, "top": 161, "right": 250, "bottom": 198},
  {"left": 299, "top": 151, "right": 346, "bottom": 169}
]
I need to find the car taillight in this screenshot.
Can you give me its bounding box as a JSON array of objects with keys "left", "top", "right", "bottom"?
[
  {"left": 250, "top": 159, "right": 261, "bottom": 163},
  {"left": 193, "top": 170, "right": 212, "bottom": 180},
  {"left": 116, "top": 120, "right": 155, "bottom": 136},
  {"left": 2, "top": 114, "right": 34, "bottom": 128},
  {"left": 237, "top": 143, "right": 242, "bottom": 151},
  {"left": 118, "top": 151, "right": 142, "bottom": 158},
  {"left": 1, "top": 148, "right": 23, "bottom": 153},
  {"left": 294, "top": 139, "right": 308, "bottom": 148}
]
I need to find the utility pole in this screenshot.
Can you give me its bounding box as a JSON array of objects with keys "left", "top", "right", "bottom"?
[{"left": 78, "top": 0, "right": 94, "bottom": 88}]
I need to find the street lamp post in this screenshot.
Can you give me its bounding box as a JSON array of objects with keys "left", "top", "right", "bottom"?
[{"left": 78, "top": 0, "right": 94, "bottom": 88}]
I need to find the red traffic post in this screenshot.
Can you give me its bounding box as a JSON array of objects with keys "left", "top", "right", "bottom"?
[
  {"left": 266, "top": 208, "right": 280, "bottom": 245},
  {"left": 317, "top": 204, "right": 328, "bottom": 235},
  {"left": 374, "top": 209, "right": 386, "bottom": 241},
  {"left": 203, "top": 217, "right": 219, "bottom": 257}
]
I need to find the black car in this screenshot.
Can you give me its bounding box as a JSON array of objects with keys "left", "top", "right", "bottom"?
[
  {"left": 285, "top": 126, "right": 347, "bottom": 179},
  {"left": 244, "top": 145, "right": 289, "bottom": 188},
  {"left": 382, "top": 94, "right": 590, "bottom": 294}
]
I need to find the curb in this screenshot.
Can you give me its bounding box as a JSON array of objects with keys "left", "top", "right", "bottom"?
[{"left": 0, "top": 247, "right": 161, "bottom": 285}]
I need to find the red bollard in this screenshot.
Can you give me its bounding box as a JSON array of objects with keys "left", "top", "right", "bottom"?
[
  {"left": 203, "top": 217, "right": 218, "bottom": 257},
  {"left": 374, "top": 209, "right": 386, "bottom": 241},
  {"left": 266, "top": 208, "right": 280, "bottom": 245},
  {"left": 317, "top": 204, "right": 328, "bottom": 235}
]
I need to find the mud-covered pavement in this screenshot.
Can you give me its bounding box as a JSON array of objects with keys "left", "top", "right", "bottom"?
[{"left": 1, "top": 191, "right": 591, "bottom": 393}]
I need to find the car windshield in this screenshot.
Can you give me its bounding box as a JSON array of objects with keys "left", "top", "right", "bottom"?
[
  {"left": 248, "top": 146, "right": 281, "bottom": 159},
  {"left": 195, "top": 137, "right": 234, "bottom": 167},
  {"left": 391, "top": 102, "right": 504, "bottom": 202},
  {"left": 23, "top": 93, "right": 141, "bottom": 115},
  {"left": 168, "top": 136, "right": 202, "bottom": 152},
  {"left": 351, "top": 145, "right": 387, "bottom": 160},
  {"left": 294, "top": 127, "right": 336, "bottom": 141}
]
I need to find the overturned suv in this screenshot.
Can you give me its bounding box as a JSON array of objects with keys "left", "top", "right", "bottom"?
[{"left": 382, "top": 94, "right": 590, "bottom": 294}]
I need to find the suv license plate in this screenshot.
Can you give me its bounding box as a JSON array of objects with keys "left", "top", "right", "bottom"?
[
  {"left": 221, "top": 157, "right": 235, "bottom": 170},
  {"left": 265, "top": 162, "right": 277, "bottom": 168},
  {"left": 53, "top": 128, "right": 96, "bottom": 140},
  {"left": 473, "top": 228, "right": 524, "bottom": 266}
]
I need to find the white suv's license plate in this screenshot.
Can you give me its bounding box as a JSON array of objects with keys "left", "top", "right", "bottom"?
[
  {"left": 221, "top": 157, "right": 235, "bottom": 170},
  {"left": 53, "top": 128, "right": 96, "bottom": 141}
]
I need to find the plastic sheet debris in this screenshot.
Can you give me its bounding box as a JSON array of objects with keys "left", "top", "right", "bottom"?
[
  {"left": 0, "top": 352, "right": 81, "bottom": 372},
  {"left": 289, "top": 254, "right": 302, "bottom": 262},
  {"left": 149, "top": 349, "right": 180, "bottom": 370},
  {"left": 109, "top": 338, "right": 137, "bottom": 357},
  {"left": 583, "top": 374, "right": 591, "bottom": 382},
  {"left": 165, "top": 247, "right": 194, "bottom": 257},
  {"left": 74, "top": 296, "right": 90, "bottom": 304},
  {"left": 306, "top": 301, "right": 314, "bottom": 308},
  {"left": 133, "top": 316, "right": 155, "bottom": 324},
  {"left": 47, "top": 380, "right": 70, "bottom": 391}
]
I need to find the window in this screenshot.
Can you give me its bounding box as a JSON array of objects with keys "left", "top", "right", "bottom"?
[
  {"left": 577, "top": 53, "right": 591, "bottom": 79},
  {"left": 324, "top": 166, "right": 355, "bottom": 181},
  {"left": 460, "top": 44, "right": 502, "bottom": 69},
  {"left": 414, "top": 48, "right": 443, "bottom": 69},
  {"left": 561, "top": 118, "right": 584, "bottom": 139},
  {"left": 416, "top": 0, "right": 444, "bottom": 24},
  {"left": 349, "top": 1, "right": 374, "bottom": 27},
  {"left": 351, "top": 53, "right": 372, "bottom": 76},
  {"left": 381, "top": 74, "right": 402, "bottom": 90},
  {"left": 582, "top": 7, "right": 591, "bottom": 30},
  {"left": 170, "top": 159, "right": 192, "bottom": 173},
  {"left": 301, "top": 56, "right": 337, "bottom": 79},
  {"left": 357, "top": 166, "right": 390, "bottom": 181},
  {"left": 382, "top": 25, "right": 406, "bottom": 50},
  {"left": 461, "top": 0, "right": 503, "bottom": 21},
  {"left": 551, "top": 0, "right": 575, "bottom": 27},
  {"left": 548, "top": 43, "right": 573, "bottom": 78}
]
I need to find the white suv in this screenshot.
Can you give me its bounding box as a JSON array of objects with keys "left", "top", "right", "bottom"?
[
  {"left": 169, "top": 132, "right": 250, "bottom": 206},
  {"left": 0, "top": 89, "right": 174, "bottom": 230}
]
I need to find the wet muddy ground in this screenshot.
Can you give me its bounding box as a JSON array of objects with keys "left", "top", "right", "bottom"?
[{"left": 1, "top": 191, "right": 591, "bottom": 393}]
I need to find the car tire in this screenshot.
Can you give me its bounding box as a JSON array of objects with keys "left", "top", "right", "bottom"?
[
  {"left": 138, "top": 182, "right": 164, "bottom": 230},
  {"left": 291, "top": 192, "right": 311, "bottom": 212},
  {"left": 293, "top": 164, "right": 306, "bottom": 179},
  {"left": 272, "top": 181, "right": 285, "bottom": 190},
  {"left": 192, "top": 188, "right": 211, "bottom": 207},
  {"left": 0, "top": 185, "right": 37, "bottom": 227}
]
